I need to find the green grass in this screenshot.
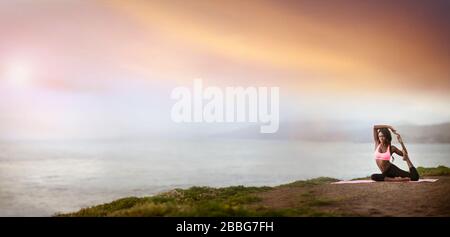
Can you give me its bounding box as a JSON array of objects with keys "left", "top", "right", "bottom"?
[
  {"left": 417, "top": 165, "right": 450, "bottom": 176},
  {"left": 58, "top": 186, "right": 274, "bottom": 217},
  {"left": 57, "top": 166, "right": 449, "bottom": 217},
  {"left": 351, "top": 176, "right": 371, "bottom": 180},
  {"left": 57, "top": 182, "right": 340, "bottom": 217}
]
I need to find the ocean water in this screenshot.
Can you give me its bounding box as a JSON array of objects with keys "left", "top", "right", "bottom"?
[{"left": 0, "top": 139, "right": 449, "bottom": 216}]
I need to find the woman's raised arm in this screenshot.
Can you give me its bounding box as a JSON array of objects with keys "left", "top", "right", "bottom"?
[
  {"left": 395, "top": 133, "right": 408, "bottom": 155},
  {"left": 373, "top": 125, "right": 394, "bottom": 146}
]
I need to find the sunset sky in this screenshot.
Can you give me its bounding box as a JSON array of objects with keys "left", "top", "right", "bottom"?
[{"left": 0, "top": 0, "right": 449, "bottom": 139}]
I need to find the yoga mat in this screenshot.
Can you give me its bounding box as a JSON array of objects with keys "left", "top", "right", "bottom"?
[{"left": 331, "top": 179, "right": 438, "bottom": 184}]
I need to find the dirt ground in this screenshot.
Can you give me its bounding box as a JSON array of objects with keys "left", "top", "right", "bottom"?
[{"left": 258, "top": 176, "right": 450, "bottom": 216}]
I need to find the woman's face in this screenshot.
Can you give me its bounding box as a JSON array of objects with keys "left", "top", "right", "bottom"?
[{"left": 378, "top": 131, "right": 386, "bottom": 144}]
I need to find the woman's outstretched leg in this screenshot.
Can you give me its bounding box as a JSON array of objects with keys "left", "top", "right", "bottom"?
[
  {"left": 372, "top": 164, "right": 408, "bottom": 181},
  {"left": 386, "top": 156, "right": 420, "bottom": 181},
  {"left": 386, "top": 164, "right": 410, "bottom": 177},
  {"left": 404, "top": 154, "right": 419, "bottom": 181}
]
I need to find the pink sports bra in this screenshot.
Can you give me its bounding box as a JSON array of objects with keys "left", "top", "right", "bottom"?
[{"left": 374, "top": 144, "right": 391, "bottom": 161}]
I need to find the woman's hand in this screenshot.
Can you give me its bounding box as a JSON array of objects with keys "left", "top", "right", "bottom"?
[{"left": 389, "top": 126, "right": 397, "bottom": 134}]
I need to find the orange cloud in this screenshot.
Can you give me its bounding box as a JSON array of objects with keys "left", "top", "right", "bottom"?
[{"left": 104, "top": 0, "right": 449, "bottom": 94}]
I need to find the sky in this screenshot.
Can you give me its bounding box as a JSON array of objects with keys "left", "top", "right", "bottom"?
[{"left": 0, "top": 0, "right": 449, "bottom": 140}]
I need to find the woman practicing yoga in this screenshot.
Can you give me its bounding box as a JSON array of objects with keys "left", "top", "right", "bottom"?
[{"left": 371, "top": 125, "right": 419, "bottom": 181}]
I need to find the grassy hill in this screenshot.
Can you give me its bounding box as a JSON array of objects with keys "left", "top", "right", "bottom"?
[{"left": 58, "top": 166, "right": 450, "bottom": 217}]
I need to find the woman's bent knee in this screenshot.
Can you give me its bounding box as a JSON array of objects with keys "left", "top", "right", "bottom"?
[{"left": 371, "top": 174, "right": 385, "bottom": 181}]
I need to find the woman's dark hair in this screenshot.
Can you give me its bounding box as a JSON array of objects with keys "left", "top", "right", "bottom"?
[
  {"left": 378, "top": 127, "right": 393, "bottom": 161},
  {"left": 378, "top": 127, "right": 392, "bottom": 146}
]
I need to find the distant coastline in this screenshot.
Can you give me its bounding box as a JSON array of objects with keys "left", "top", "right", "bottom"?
[{"left": 209, "top": 121, "right": 450, "bottom": 143}]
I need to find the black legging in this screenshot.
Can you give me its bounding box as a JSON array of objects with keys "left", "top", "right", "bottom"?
[{"left": 371, "top": 163, "right": 420, "bottom": 181}]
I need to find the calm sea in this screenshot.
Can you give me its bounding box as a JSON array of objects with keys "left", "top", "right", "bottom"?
[{"left": 1, "top": 139, "right": 449, "bottom": 216}]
